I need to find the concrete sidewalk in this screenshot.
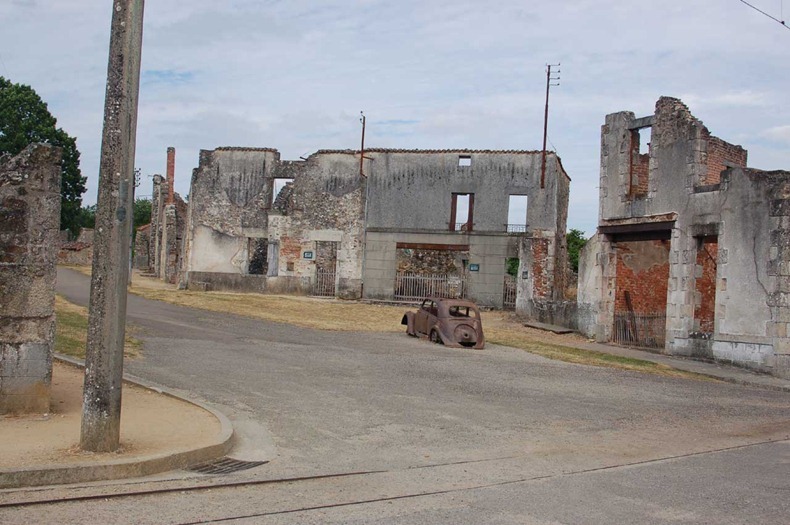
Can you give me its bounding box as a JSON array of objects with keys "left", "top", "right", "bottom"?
[{"left": 0, "top": 358, "right": 233, "bottom": 490}]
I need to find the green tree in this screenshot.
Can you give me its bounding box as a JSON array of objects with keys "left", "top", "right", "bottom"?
[
  {"left": 133, "top": 198, "right": 151, "bottom": 229},
  {"left": 76, "top": 204, "right": 97, "bottom": 230},
  {"left": 567, "top": 228, "right": 587, "bottom": 273},
  {"left": 0, "top": 76, "right": 87, "bottom": 236}
]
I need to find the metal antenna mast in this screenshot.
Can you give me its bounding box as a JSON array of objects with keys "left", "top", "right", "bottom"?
[{"left": 541, "top": 63, "right": 560, "bottom": 189}]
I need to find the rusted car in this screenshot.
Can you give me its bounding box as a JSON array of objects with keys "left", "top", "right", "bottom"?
[{"left": 401, "top": 297, "right": 485, "bottom": 349}]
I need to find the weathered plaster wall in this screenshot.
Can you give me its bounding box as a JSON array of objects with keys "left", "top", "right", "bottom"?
[
  {"left": 186, "top": 148, "right": 278, "bottom": 280},
  {"left": 0, "top": 144, "right": 61, "bottom": 414},
  {"left": 266, "top": 152, "right": 364, "bottom": 299},
  {"left": 581, "top": 96, "right": 790, "bottom": 377}
]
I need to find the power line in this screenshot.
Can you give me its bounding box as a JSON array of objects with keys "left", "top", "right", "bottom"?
[{"left": 739, "top": 0, "right": 789, "bottom": 30}]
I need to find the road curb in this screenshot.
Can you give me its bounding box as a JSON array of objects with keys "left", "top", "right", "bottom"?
[{"left": 0, "top": 356, "right": 234, "bottom": 490}]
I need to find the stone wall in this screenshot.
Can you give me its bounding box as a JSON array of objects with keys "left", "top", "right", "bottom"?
[
  {"left": 580, "top": 96, "right": 790, "bottom": 378},
  {"left": 182, "top": 147, "right": 569, "bottom": 306},
  {"left": 0, "top": 144, "right": 61, "bottom": 414}
]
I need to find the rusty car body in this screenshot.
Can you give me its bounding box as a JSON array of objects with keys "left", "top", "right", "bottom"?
[{"left": 401, "top": 297, "right": 485, "bottom": 349}]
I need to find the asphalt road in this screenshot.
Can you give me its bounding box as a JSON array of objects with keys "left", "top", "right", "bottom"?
[{"left": 8, "top": 267, "right": 788, "bottom": 524}]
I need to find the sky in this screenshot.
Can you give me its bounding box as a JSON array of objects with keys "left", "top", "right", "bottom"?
[{"left": 1, "top": 0, "right": 789, "bottom": 235}]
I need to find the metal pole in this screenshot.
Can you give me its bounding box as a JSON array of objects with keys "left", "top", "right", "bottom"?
[{"left": 81, "top": 0, "right": 145, "bottom": 452}]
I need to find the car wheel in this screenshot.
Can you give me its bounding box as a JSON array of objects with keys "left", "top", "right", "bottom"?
[{"left": 430, "top": 329, "right": 442, "bottom": 345}]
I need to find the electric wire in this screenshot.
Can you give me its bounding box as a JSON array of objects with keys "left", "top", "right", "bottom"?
[{"left": 739, "top": 0, "right": 790, "bottom": 30}]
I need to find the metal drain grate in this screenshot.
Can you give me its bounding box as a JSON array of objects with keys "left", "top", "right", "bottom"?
[{"left": 187, "top": 457, "right": 268, "bottom": 475}]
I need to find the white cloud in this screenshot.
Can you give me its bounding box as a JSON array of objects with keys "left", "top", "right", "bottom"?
[{"left": 0, "top": 0, "right": 788, "bottom": 233}]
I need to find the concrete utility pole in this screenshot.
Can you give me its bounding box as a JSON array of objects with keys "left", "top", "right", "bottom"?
[{"left": 81, "top": 0, "right": 145, "bottom": 452}]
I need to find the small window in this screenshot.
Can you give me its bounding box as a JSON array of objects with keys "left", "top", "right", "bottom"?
[
  {"left": 286, "top": 261, "right": 295, "bottom": 272},
  {"left": 458, "top": 155, "right": 472, "bottom": 167}
]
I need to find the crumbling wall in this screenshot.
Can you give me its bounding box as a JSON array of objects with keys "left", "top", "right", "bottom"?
[
  {"left": 266, "top": 152, "right": 364, "bottom": 299},
  {"left": 0, "top": 144, "right": 61, "bottom": 414},
  {"left": 582, "top": 96, "right": 790, "bottom": 378},
  {"left": 185, "top": 148, "right": 278, "bottom": 285},
  {"left": 133, "top": 224, "right": 150, "bottom": 269},
  {"left": 362, "top": 150, "right": 569, "bottom": 309},
  {"left": 58, "top": 228, "right": 94, "bottom": 266}
]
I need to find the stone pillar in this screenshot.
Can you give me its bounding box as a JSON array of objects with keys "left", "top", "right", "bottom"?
[
  {"left": 0, "top": 144, "right": 62, "bottom": 414},
  {"left": 81, "top": 0, "right": 145, "bottom": 452},
  {"left": 162, "top": 204, "right": 179, "bottom": 284},
  {"left": 166, "top": 147, "right": 175, "bottom": 204}
]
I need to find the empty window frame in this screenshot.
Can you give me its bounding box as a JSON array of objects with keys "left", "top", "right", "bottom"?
[
  {"left": 272, "top": 178, "right": 294, "bottom": 205},
  {"left": 458, "top": 155, "right": 472, "bottom": 167},
  {"left": 507, "top": 195, "right": 528, "bottom": 233},
  {"left": 629, "top": 126, "right": 651, "bottom": 197},
  {"left": 450, "top": 193, "right": 474, "bottom": 232}
]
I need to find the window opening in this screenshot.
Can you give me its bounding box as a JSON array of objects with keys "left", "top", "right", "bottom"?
[
  {"left": 694, "top": 236, "right": 718, "bottom": 334},
  {"left": 450, "top": 193, "right": 474, "bottom": 232},
  {"left": 507, "top": 195, "right": 528, "bottom": 233},
  {"left": 272, "top": 178, "right": 293, "bottom": 205},
  {"left": 458, "top": 155, "right": 472, "bottom": 167},
  {"left": 629, "top": 126, "right": 651, "bottom": 197}
]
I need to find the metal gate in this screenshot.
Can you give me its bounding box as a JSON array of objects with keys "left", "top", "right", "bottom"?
[
  {"left": 313, "top": 269, "right": 336, "bottom": 297},
  {"left": 394, "top": 273, "right": 466, "bottom": 301},
  {"left": 503, "top": 275, "right": 516, "bottom": 310},
  {"left": 612, "top": 312, "right": 666, "bottom": 349}
]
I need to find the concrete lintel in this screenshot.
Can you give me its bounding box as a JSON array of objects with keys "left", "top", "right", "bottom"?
[{"left": 628, "top": 116, "right": 655, "bottom": 130}]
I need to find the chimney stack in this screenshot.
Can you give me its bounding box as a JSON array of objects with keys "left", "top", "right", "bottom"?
[{"left": 166, "top": 147, "right": 175, "bottom": 204}]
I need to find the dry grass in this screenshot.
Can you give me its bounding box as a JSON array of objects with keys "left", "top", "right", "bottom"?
[
  {"left": 61, "top": 266, "right": 706, "bottom": 379},
  {"left": 55, "top": 295, "right": 142, "bottom": 359}
]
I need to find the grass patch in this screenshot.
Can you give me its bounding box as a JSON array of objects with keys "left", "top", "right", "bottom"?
[
  {"left": 486, "top": 327, "right": 708, "bottom": 379},
  {"left": 55, "top": 295, "right": 142, "bottom": 359},
  {"left": 129, "top": 287, "right": 407, "bottom": 333},
  {"left": 60, "top": 267, "right": 708, "bottom": 380}
]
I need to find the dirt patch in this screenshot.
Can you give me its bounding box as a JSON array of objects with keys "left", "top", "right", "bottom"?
[{"left": 0, "top": 361, "right": 221, "bottom": 470}]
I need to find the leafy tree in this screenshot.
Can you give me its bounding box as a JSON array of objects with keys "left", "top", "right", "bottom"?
[
  {"left": 567, "top": 228, "right": 587, "bottom": 273},
  {"left": 0, "top": 76, "right": 86, "bottom": 236},
  {"left": 76, "top": 204, "right": 97, "bottom": 230},
  {"left": 133, "top": 198, "right": 151, "bottom": 229}
]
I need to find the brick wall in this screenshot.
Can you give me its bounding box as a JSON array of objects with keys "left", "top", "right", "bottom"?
[
  {"left": 704, "top": 136, "right": 747, "bottom": 185},
  {"left": 694, "top": 238, "right": 718, "bottom": 332},
  {"left": 629, "top": 130, "right": 650, "bottom": 198},
  {"left": 531, "top": 238, "right": 551, "bottom": 299},
  {"left": 614, "top": 240, "right": 670, "bottom": 314}
]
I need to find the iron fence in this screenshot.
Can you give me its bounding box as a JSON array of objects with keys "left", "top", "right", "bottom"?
[
  {"left": 503, "top": 275, "right": 517, "bottom": 310},
  {"left": 613, "top": 312, "right": 666, "bottom": 349},
  {"left": 313, "top": 269, "right": 336, "bottom": 297},
  {"left": 394, "top": 273, "right": 466, "bottom": 301}
]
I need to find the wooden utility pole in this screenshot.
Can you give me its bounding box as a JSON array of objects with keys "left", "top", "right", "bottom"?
[
  {"left": 359, "top": 111, "right": 367, "bottom": 177},
  {"left": 81, "top": 0, "right": 145, "bottom": 452},
  {"left": 541, "top": 64, "right": 560, "bottom": 189}
]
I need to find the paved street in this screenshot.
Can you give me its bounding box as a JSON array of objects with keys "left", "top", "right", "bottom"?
[{"left": 4, "top": 267, "right": 788, "bottom": 524}]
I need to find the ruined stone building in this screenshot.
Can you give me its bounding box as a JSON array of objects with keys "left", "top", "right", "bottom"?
[
  {"left": 174, "top": 146, "right": 570, "bottom": 309},
  {"left": 136, "top": 147, "right": 187, "bottom": 284},
  {"left": 578, "top": 97, "right": 790, "bottom": 378}
]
